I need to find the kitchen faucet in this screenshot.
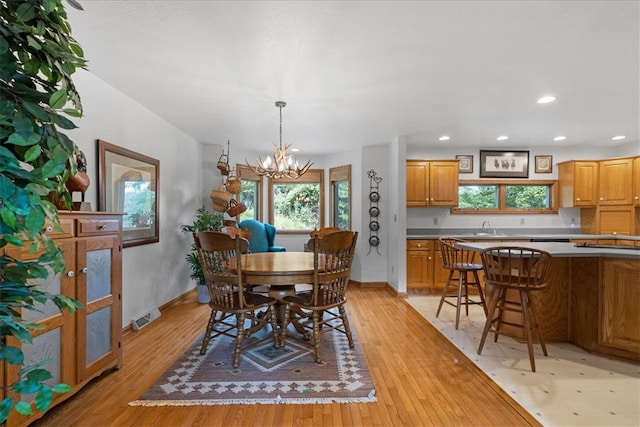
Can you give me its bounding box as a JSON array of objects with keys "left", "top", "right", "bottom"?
[{"left": 481, "top": 220, "right": 491, "bottom": 231}]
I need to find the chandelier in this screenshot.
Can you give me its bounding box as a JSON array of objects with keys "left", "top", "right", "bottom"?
[{"left": 246, "top": 101, "right": 312, "bottom": 179}]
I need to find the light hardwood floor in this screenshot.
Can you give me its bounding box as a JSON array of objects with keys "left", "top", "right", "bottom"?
[{"left": 31, "top": 286, "right": 540, "bottom": 427}]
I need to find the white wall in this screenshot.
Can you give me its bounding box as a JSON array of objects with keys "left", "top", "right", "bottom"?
[{"left": 68, "top": 70, "right": 203, "bottom": 327}]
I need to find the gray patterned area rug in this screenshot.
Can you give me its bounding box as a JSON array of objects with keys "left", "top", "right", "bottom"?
[{"left": 129, "top": 325, "right": 376, "bottom": 406}]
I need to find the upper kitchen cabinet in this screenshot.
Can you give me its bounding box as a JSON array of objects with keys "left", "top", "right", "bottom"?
[
  {"left": 634, "top": 156, "right": 640, "bottom": 206},
  {"left": 406, "top": 160, "right": 459, "bottom": 207},
  {"left": 598, "top": 157, "right": 633, "bottom": 205},
  {"left": 558, "top": 160, "right": 599, "bottom": 207}
]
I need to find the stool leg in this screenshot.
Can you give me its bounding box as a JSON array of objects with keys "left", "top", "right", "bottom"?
[
  {"left": 493, "top": 287, "right": 507, "bottom": 343},
  {"left": 436, "top": 270, "right": 454, "bottom": 318},
  {"left": 527, "top": 290, "right": 548, "bottom": 357},
  {"left": 455, "top": 271, "right": 464, "bottom": 329},
  {"left": 478, "top": 286, "right": 501, "bottom": 355},
  {"left": 520, "top": 290, "right": 536, "bottom": 372},
  {"left": 462, "top": 272, "right": 470, "bottom": 317},
  {"left": 472, "top": 270, "right": 488, "bottom": 315}
]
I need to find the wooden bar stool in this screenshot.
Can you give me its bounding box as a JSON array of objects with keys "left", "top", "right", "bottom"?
[
  {"left": 477, "top": 246, "right": 552, "bottom": 372},
  {"left": 436, "top": 237, "right": 488, "bottom": 329}
]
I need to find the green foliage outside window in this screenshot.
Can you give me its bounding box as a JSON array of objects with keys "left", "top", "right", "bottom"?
[
  {"left": 458, "top": 185, "right": 498, "bottom": 208},
  {"left": 334, "top": 181, "right": 349, "bottom": 229},
  {"left": 239, "top": 180, "right": 257, "bottom": 220},
  {"left": 458, "top": 184, "right": 551, "bottom": 210},
  {"left": 273, "top": 183, "right": 320, "bottom": 230},
  {"left": 506, "top": 185, "right": 548, "bottom": 209}
]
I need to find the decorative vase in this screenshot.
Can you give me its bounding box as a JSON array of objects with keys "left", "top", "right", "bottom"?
[{"left": 197, "top": 283, "right": 210, "bottom": 304}]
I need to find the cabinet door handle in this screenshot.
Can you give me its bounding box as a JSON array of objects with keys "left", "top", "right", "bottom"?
[
  {"left": 43, "top": 226, "right": 53, "bottom": 233},
  {"left": 97, "top": 225, "right": 105, "bottom": 230},
  {"left": 81, "top": 267, "right": 89, "bottom": 274},
  {"left": 600, "top": 197, "right": 604, "bottom": 200},
  {"left": 576, "top": 198, "right": 581, "bottom": 201},
  {"left": 67, "top": 271, "right": 74, "bottom": 277}
]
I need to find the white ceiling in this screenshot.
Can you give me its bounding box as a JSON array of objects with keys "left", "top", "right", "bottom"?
[{"left": 66, "top": 1, "right": 639, "bottom": 155}]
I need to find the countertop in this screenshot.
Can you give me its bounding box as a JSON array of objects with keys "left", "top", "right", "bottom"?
[
  {"left": 406, "top": 228, "right": 640, "bottom": 242},
  {"left": 454, "top": 241, "right": 640, "bottom": 259}
]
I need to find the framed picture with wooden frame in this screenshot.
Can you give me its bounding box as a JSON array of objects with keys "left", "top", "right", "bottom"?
[
  {"left": 479, "top": 150, "right": 529, "bottom": 178},
  {"left": 455, "top": 155, "right": 473, "bottom": 173},
  {"left": 98, "top": 139, "right": 160, "bottom": 248},
  {"left": 535, "top": 155, "right": 553, "bottom": 173}
]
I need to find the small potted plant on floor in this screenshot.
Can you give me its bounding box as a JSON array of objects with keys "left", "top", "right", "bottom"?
[{"left": 181, "top": 207, "right": 223, "bottom": 303}]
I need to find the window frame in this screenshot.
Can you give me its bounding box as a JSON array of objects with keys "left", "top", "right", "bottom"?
[
  {"left": 329, "top": 165, "right": 351, "bottom": 230},
  {"left": 236, "top": 164, "right": 263, "bottom": 221},
  {"left": 452, "top": 179, "right": 558, "bottom": 214},
  {"left": 268, "top": 169, "right": 324, "bottom": 234}
]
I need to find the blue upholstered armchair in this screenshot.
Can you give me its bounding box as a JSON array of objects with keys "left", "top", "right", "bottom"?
[{"left": 237, "top": 219, "right": 286, "bottom": 253}]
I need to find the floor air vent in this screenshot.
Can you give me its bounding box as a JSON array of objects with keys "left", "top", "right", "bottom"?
[{"left": 131, "top": 307, "right": 161, "bottom": 331}]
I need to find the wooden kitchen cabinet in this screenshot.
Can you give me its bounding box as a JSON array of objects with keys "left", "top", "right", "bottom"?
[
  {"left": 599, "top": 259, "right": 640, "bottom": 358},
  {"left": 406, "top": 160, "right": 459, "bottom": 207},
  {"left": 634, "top": 156, "right": 640, "bottom": 206},
  {"left": 557, "top": 160, "right": 598, "bottom": 207},
  {"left": 406, "top": 240, "right": 435, "bottom": 291},
  {"left": 581, "top": 205, "right": 637, "bottom": 235},
  {"left": 598, "top": 157, "right": 633, "bottom": 205},
  {"left": 3, "top": 212, "right": 122, "bottom": 427}
]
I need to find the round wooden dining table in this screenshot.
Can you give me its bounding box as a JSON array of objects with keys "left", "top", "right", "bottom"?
[
  {"left": 236, "top": 251, "right": 318, "bottom": 336},
  {"left": 238, "top": 251, "right": 316, "bottom": 300}
]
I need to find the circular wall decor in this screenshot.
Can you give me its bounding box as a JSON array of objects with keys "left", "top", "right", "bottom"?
[
  {"left": 369, "top": 220, "right": 380, "bottom": 231},
  {"left": 369, "top": 191, "right": 380, "bottom": 202},
  {"left": 369, "top": 206, "right": 380, "bottom": 217},
  {"left": 369, "top": 235, "right": 380, "bottom": 246}
]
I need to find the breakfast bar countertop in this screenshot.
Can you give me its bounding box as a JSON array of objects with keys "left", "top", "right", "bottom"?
[
  {"left": 406, "top": 228, "right": 640, "bottom": 243},
  {"left": 454, "top": 241, "right": 640, "bottom": 260}
]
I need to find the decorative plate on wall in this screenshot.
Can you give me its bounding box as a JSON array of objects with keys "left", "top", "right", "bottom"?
[
  {"left": 369, "top": 235, "right": 380, "bottom": 246},
  {"left": 369, "top": 220, "right": 380, "bottom": 231},
  {"left": 369, "top": 206, "right": 380, "bottom": 217},
  {"left": 369, "top": 191, "right": 380, "bottom": 202}
]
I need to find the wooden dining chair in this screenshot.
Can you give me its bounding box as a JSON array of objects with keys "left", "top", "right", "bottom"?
[
  {"left": 436, "top": 237, "right": 487, "bottom": 329},
  {"left": 194, "top": 231, "right": 280, "bottom": 368},
  {"left": 280, "top": 230, "right": 358, "bottom": 364},
  {"left": 477, "top": 246, "right": 552, "bottom": 372},
  {"left": 306, "top": 227, "right": 342, "bottom": 252}
]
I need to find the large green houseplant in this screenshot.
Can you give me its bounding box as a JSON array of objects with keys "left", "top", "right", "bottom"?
[
  {"left": 180, "top": 207, "right": 223, "bottom": 303},
  {"left": 0, "top": 0, "right": 86, "bottom": 422}
]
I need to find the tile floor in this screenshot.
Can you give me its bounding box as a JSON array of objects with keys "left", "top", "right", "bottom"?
[{"left": 407, "top": 295, "right": 640, "bottom": 427}]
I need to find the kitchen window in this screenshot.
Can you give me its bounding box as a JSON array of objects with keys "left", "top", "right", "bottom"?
[{"left": 454, "top": 180, "right": 557, "bottom": 214}]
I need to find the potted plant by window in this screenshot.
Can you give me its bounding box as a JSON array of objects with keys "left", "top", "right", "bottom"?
[{"left": 180, "top": 207, "right": 223, "bottom": 303}]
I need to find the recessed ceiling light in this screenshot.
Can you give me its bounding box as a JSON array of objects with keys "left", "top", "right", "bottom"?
[
  {"left": 537, "top": 95, "right": 556, "bottom": 104},
  {"left": 553, "top": 136, "right": 566, "bottom": 141},
  {"left": 611, "top": 135, "right": 626, "bottom": 141},
  {"left": 438, "top": 135, "right": 450, "bottom": 141},
  {"left": 496, "top": 135, "right": 509, "bottom": 141}
]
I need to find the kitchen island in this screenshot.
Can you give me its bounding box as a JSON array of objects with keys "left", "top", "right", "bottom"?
[{"left": 456, "top": 241, "right": 640, "bottom": 362}]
